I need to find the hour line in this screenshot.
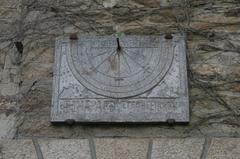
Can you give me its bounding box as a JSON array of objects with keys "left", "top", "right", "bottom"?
[
  {"left": 91, "top": 49, "right": 116, "bottom": 71},
  {"left": 92, "top": 49, "right": 112, "bottom": 59},
  {"left": 123, "top": 50, "right": 151, "bottom": 74},
  {"left": 122, "top": 52, "right": 132, "bottom": 73}
]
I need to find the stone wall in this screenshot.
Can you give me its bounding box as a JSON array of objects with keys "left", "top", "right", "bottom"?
[
  {"left": 0, "top": 0, "right": 240, "bottom": 158},
  {"left": 0, "top": 138, "right": 240, "bottom": 159}
]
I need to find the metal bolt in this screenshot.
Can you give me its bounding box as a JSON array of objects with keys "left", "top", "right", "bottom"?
[
  {"left": 69, "top": 34, "right": 78, "bottom": 40},
  {"left": 65, "top": 119, "right": 75, "bottom": 125},
  {"left": 165, "top": 34, "right": 173, "bottom": 39},
  {"left": 166, "top": 119, "right": 175, "bottom": 125}
]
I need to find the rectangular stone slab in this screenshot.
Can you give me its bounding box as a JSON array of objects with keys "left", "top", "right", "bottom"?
[{"left": 51, "top": 34, "right": 189, "bottom": 123}]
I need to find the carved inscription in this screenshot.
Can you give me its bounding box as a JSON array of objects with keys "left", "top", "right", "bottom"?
[{"left": 58, "top": 99, "right": 180, "bottom": 114}]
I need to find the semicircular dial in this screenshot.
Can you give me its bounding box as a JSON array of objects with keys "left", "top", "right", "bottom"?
[{"left": 67, "top": 35, "right": 175, "bottom": 98}]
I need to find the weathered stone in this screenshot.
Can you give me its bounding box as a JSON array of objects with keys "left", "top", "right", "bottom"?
[
  {"left": 22, "top": 47, "right": 54, "bottom": 65},
  {"left": 0, "top": 83, "right": 19, "bottom": 96},
  {"left": 51, "top": 34, "right": 189, "bottom": 123},
  {"left": 39, "top": 139, "right": 91, "bottom": 159},
  {"left": 0, "top": 140, "right": 37, "bottom": 159},
  {"left": 20, "top": 63, "right": 53, "bottom": 80},
  {"left": 151, "top": 138, "right": 205, "bottom": 159},
  {"left": 191, "top": 64, "right": 221, "bottom": 77},
  {"left": 95, "top": 138, "right": 149, "bottom": 159},
  {"left": 0, "top": 113, "right": 16, "bottom": 139},
  {"left": 0, "top": 0, "right": 20, "bottom": 9},
  {"left": 198, "top": 122, "right": 240, "bottom": 138},
  {"left": 0, "top": 0, "right": 239, "bottom": 141},
  {"left": 192, "top": 63, "right": 240, "bottom": 80},
  {"left": 207, "top": 138, "right": 240, "bottom": 159},
  {"left": 103, "top": 0, "right": 119, "bottom": 8}
]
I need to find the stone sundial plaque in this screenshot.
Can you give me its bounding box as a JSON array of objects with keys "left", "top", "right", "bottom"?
[{"left": 51, "top": 34, "right": 189, "bottom": 123}]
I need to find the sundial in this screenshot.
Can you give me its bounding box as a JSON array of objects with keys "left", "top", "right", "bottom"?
[
  {"left": 51, "top": 34, "right": 189, "bottom": 123},
  {"left": 68, "top": 35, "right": 174, "bottom": 98}
]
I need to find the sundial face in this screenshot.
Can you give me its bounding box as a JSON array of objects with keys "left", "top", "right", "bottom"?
[
  {"left": 51, "top": 34, "right": 189, "bottom": 123},
  {"left": 67, "top": 36, "right": 174, "bottom": 98}
]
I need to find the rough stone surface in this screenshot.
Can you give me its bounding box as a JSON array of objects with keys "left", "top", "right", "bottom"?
[
  {"left": 0, "top": 138, "right": 239, "bottom": 158},
  {"left": 151, "top": 138, "right": 205, "bottom": 159},
  {"left": 0, "top": 113, "right": 16, "bottom": 139},
  {"left": 95, "top": 138, "right": 149, "bottom": 159},
  {"left": 206, "top": 138, "right": 240, "bottom": 159},
  {"left": 0, "top": 140, "right": 37, "bottom": 159},
  {"left": 0, "top": 0, "right": 238, "bottom": 141},
  {"left": 39, "top": 139, "right": 91, "bottom": 159}
]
